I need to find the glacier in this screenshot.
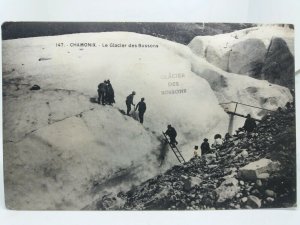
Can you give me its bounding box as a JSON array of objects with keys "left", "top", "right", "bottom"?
[
  {"left": 188, "top": 25, "right": 294, "bottom": 87},
  {"left": 2, "top": 30, "right": 292, "bottom": 209}
]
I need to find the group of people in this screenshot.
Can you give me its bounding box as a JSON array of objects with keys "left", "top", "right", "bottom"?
[
  {"left": 164, "top": 114, "right": 258, "bottom": 158},
  {"left": 97, "top": 80, "right": 115, "bottom": 105},
  {"left": 97, "top": 81, "right": 147, "bottom": 124},
  {"left": 193, "top": 138, "right": 214, "bottom": 157},
  {"left": 194, "top": 114, "right": 257, "bottom": 157},
  {"left": 125, "top": 91, "right": 147, "bottom": 124},
  {"left": 97, "top": 81, "right": 259, "bottom": 156}
]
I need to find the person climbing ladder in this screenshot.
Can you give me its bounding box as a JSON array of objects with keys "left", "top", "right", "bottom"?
[{"left": 165, "top": 124, "right": 178, "bottom": 147}]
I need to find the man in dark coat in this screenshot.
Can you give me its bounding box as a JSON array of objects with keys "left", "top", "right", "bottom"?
[
  {"left": 201, "top": 138, "right": 210, "bottom": 155},
  {"left": 165, "top": 125, "right": 178, "bottom": 146},
  {"left": 126, "top": 91, "right": 136, "bottom": 115},
  {"left": 243, "top": 114, "right": 257, "bottom": 132},
  {"left": 135, "top": 97, "right": 146, "bottom": 124},
  {"left": 97, "top": 80, "right": 107, "bottom": 105},
  {"left": 105, "top": 80, "right": 115, "bottom": 105}
]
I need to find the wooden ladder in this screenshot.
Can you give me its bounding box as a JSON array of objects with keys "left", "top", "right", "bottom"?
[{"left": 162, "top": 132, "right": 186, "bottom": 164}]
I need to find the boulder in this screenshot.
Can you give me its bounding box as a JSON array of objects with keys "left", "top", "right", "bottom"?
[
  {"left": 246, "top": 195, "right": 261, "bottom": 208},
  {"left": 215, "top": 178, "right": 240, "bottom": 203},
  {"left": 207, "top": 164, "right": 218, "bottom": 169},
  {"left": 236, "top": 193, "right": 243, "bottom": 198},
  {"left": 266, "top": 197, "right": 275, "bottom": 203},
  {"left": 234, "top": 149, "right": 249, "bottom": 160},
  {"left": 251, "top": 189, "right": 260, "bottom": 195},
  {"left": 204, "top": 153, "right": 217, "bottom": 165},
  {"left": 190, "top": 176, "right": 202, "bottom": 188},
  {"left": 265, "top": 190, "right": 276, "bottom": 197},
  {"left": 262, "top": 37, "right": 295, "bottom": 88},
  {"left": 182, "top": 176, "right": 202, "bottom": 192},
  {"left": 241, "top": 150, "right": 249, "bottom": 158},
  {"left": 257, "top": 173, "right": 270, "bottom": 180},
  {"left": 241, "top": 197, "right": 248, "bottom": 203},
  {"left": 256, "top": 180, "right": 263, "bottom": 187},
  {"left": 238, "top": 158, "right": 280, "bottom": 180}
]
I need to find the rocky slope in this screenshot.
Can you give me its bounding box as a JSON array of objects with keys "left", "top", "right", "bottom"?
[{"left": 96, "top": 100, "right": 296, "bottom": 210}]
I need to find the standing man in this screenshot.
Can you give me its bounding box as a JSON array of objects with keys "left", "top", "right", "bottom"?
[
  {"left": 126, "top": 91, "right": 136, "bottom": 115},
  {"left": 165, "top": 124, "right": 178, "bottom": 147},
  {"left": 106, "top": 80, "right": 115, "bottom": 105},
  {"left": 243, "top": 114, "right": 256, "bottom": 132},
  {"left": 97, "top": 80, "right": 107, "bottom": 105},
  {"left": 135, "top": 98, "right": 146, "bottom": 124},
  {"left": 201, "top": 138, "right": 211, "bottom": 155}
]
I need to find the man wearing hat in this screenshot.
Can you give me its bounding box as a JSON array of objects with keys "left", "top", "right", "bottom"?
[
  {"left": 126, "top": 91, "right": 136, "bottom": 115},
  {"left": 165, "top": 125, "right": 178, "bottom": 147},
  {"left": 201, "top": 138, "right": 211, "bottom": 155},
  {"left": 243, "top": 114, "right": 256, "bottom": 132},
  {"left": 135, "top": 97, "right": 147, "bottom": 124},
  {"left": 105, "top": 80, "right": 115, "bottom": 105},
  {"left": 97, "top": 80, "right": 107, "bottom": 105}
]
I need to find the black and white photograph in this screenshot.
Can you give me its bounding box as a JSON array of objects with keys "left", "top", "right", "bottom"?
[{"left": 2, "top": 22, "right": 296, "bottom": 210}]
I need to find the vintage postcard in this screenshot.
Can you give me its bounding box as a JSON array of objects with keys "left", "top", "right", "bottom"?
[{"left": 2, "top": 22, "right": 295, "bottom": 210}]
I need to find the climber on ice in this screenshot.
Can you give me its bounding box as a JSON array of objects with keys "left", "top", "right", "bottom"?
[
  {"left": 98, "top": 80, "right": 107, "bottom": 105},
  {"left": 105, "top": 80, "right": 115, "bottom": 105},
  {"left": 126, "top": 91, "right": 136, "bottom": 115},
  {"left": 135, "top": 97, "right": 147, "bottom": 124},
  {"left": 165, "top": 124, "right": 178, "bottom": 147}
]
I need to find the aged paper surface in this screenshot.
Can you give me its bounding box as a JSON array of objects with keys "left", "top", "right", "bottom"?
[{"left": 2, "top": 22, "right": 295, "bottom": 210}]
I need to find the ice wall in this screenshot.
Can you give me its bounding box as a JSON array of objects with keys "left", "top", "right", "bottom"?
[
  {"left": 2, "top": 31, "right": 292, "bottom": 209},
  {"left": 188, "top": 26, "right": 294, "bottom": 87}
]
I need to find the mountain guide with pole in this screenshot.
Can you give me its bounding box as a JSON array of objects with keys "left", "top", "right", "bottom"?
[
  {"left": 165, "top": 124, "right": 178, "bottom": 147},
  {"left": 135, "top": 97, "right": 146, "bottom": 124},
  {"left": 243, "top": 114, "right": 257, "bottom": 132},
  {"left": 98, "top": 80, "right": 107, "bottom": 105},
  {"left": 105, "top": 80, "right": 115, "bottom": 105},
  {"left": 126, "top": 91, "right": 136, "bottom": 116}
]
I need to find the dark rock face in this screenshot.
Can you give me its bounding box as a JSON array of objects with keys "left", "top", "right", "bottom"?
[
  {"left": 232, "top": 37, "right": 294, "bottom": 89},
  {"left": 261, "top": 37, "right": 294, "bottom": 88},
  {"left": 95, "top": 100, "right": 296, "bottom": 210}
]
